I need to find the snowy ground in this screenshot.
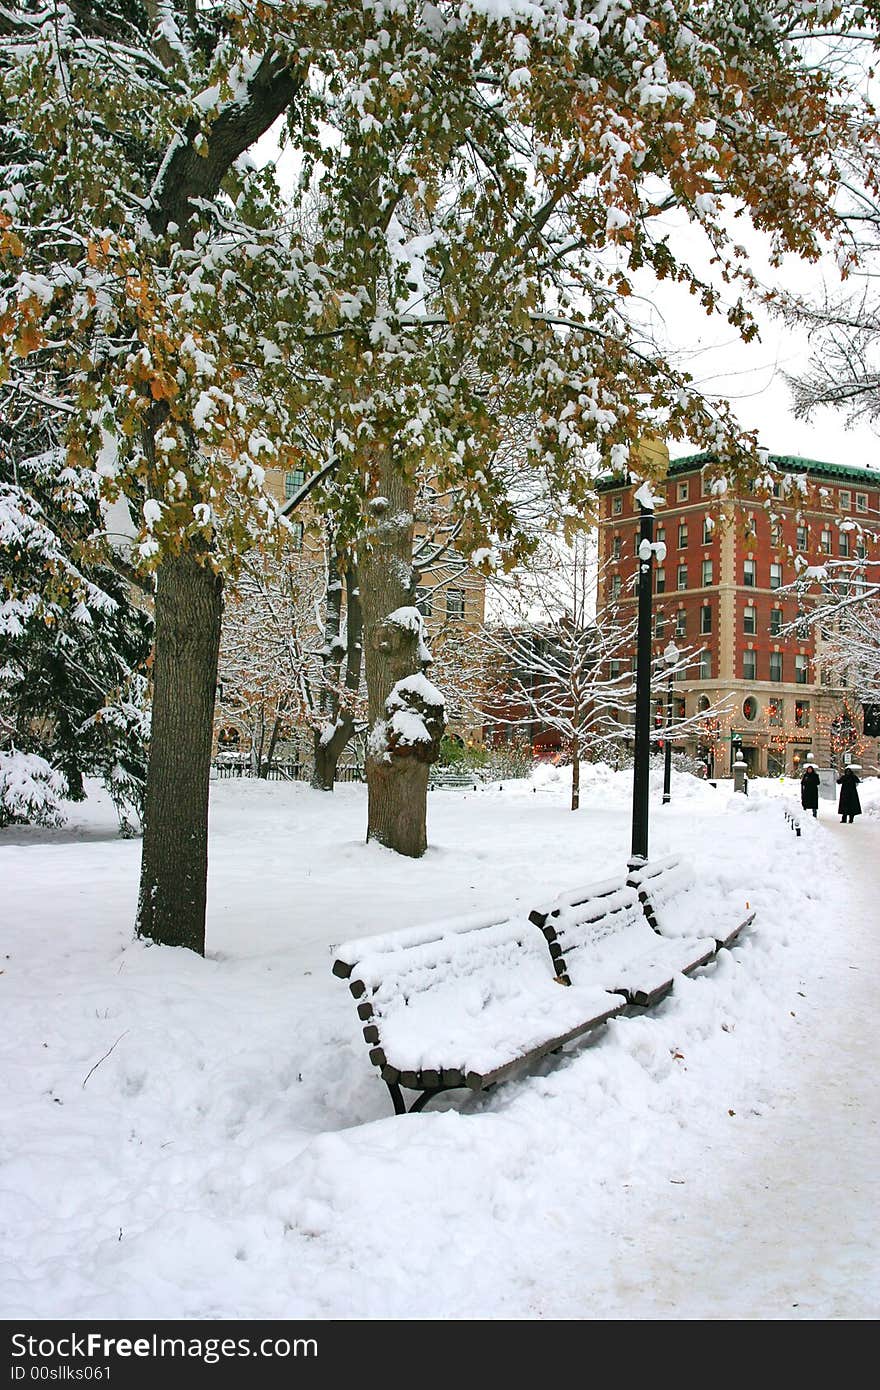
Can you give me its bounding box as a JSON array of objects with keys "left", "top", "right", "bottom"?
[{"left": 1, "top": 764, "right": 878, "bottom": 1320}]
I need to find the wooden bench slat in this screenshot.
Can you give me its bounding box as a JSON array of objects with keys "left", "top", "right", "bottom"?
[
  {"left": 529, "top": 877, "right": 717, "bottom": 1005},
  {"left": 626, "top": 854, "right": 755, "bottom": 953}
]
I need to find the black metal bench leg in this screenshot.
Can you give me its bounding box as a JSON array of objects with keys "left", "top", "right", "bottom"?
[
  {"left": 386, "top": 1081, "right": 407, "bottom": 1116},
  {"left": 386, "top": 1082, "right": 464, "bottom": 1114},
  {"left": 409, "top": 1087, "right": 444, "bottom": 1113}
]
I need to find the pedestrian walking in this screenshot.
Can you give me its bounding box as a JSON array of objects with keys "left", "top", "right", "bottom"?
[
  {"left": 837, "top": 764, "right": 862, "bottom": 824},
  {"left": 800, "top": 761, "right": 820, "bottom": 818}
]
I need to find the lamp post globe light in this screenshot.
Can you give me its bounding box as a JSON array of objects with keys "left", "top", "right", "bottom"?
[{"left": 662, "top": 639, "right": 680, "bottom": 806}]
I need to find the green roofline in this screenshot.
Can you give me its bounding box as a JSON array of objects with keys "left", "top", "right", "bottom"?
[{"left": 596, "top": 450, "right": 880, "bottom": 490}]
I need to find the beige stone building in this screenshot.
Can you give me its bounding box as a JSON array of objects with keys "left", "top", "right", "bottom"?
[{"left": 213, "top": 468, "right": 486, "bottom": 768}]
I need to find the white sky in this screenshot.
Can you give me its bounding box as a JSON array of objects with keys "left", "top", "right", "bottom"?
[{"left": 628, "top": 202, "right": 880, "bottom": 471}]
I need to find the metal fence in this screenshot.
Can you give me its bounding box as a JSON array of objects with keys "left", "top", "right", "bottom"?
[{"left": 212, "top": 760, "right": 365, "bottom": 783}]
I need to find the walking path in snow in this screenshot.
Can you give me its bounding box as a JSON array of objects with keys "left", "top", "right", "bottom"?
[{"left": 574, "top": 804, "right": 880, "bottom": 1320}]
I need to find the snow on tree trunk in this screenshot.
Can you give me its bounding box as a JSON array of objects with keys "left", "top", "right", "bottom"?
[
  {"left": 137, "top": 551, "right": 222, "bottom": 956},
  {"left": 311, "top": 549, "right": 364, "bottom": 791},
  {"left": 360, "top": 463, "right": 444, "bottom": 856},
  {"left": 571, "top": 734, "right": 581, "bottom": 812}
]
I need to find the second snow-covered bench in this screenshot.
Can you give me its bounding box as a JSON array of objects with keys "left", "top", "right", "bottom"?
[
  {"left": 626, "top": 855, "right": 755, "bottom": 953},
  {"left": 528, "top": 877, "right": 718, "bottom": 1008}
]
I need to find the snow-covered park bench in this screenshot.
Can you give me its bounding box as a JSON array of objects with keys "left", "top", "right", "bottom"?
[
  {"left": 527, "top": 876, "right": 718, "bottom": 1008},
  {"left": 428, "top": 768, "right": 480, "bottom": 790},
  {"left": 332, "top": 908, "right": 627, "bottom": 1115},
  {"left": 332, "top": 857, "right": 753, "bottom": 1115},
  {"left": 626, "top": 856, "right": 756, "bottom": 953}
]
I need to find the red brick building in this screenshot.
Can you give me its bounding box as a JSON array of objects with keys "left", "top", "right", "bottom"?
[{"left": 597, "top": 452, "right": 880, "bottom": 777}]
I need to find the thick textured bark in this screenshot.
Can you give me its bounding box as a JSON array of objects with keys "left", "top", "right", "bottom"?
[
  {"left": 136, "top": 551, "right": 223, "bottom": 955},
  {"left": 312, "top": 555, "right": 363, "bottom": 790},
  {"left": 360, "top": 460, "right": 442, "bottom": 856}
]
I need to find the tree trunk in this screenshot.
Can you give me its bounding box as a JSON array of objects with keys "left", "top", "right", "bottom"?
[
  {"left": 571, "top": 734, "right": 580, "bottom": 811},
  {"left": 312, "top": 554, "right": 364, "bottom": 790},
  {"left": 360, "top": 457, "right": 442, "bottom": 856},
  {"left": 313, "top": 709, "right": 355, "bottom": 790},
  {"left": 260, "top": 704, "right": 286, "bottom": 778},
  {"left": 136, "top": 550, "right": 223, "bottom": 955}
]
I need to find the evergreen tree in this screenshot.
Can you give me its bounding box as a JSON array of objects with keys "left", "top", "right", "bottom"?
[{"left": 0, "top": 441, "right": 152, "bottom": 832}]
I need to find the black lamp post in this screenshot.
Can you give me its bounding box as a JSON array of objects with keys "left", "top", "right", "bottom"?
[
  {"left": 630, "top": 497, "right": 664, "bottom": 866},
  {"left": 662, "top": 639, "right": 680, "bottom": 805}
]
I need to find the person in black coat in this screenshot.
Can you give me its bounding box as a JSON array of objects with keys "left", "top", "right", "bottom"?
[
  {"left": 837, "top": 764, "right": 862, "bottom": 823},
  {"left": 800, "top": 762, "right": 820, "bottom": 817}
]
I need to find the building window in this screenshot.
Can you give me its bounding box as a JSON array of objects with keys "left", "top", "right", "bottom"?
[
  {"left": 770, "top": 521, "right": 781, "bottom": 546},
  {"left": 700, "top": 604, "right": 712, "bottom": 634},
  {"left": 290, "top": 520, "right": 304, "bottom": 551},
  {"left": 446, "top": 588, "right": 465, "bottom": 620},
  {"left": 821, "top": 529, "right": 832, "bottom": 555},
  {"left": 770, "top": 562, "right": 782, "bottom": 590},
  {"left": 856, "top": 492, "right": 868, "bottom": 513},
  {"left": 612, "top": 495, "right": 623, "bottom": 515},
  {"left": 609, "top": 660, "right": 623, "bottom": 680},
  {"left": 677, "top": 480, "right": 689, "bottom": 502},
  {"left": 770, "top": 652, "right": 783, "bottom": 682},
  {"left": 655, "top": 567, "right": 666, "bottom": 593},
  {"left": 701, "top": 473, "right": 712, "bottom": 497},
  {"left": 676, "top": 609, "right": 687, "bottom": 637},
  {"left": 840, "top": 530, "right": 850, "bottom": 558},
  {"left": 795, "top": 653, "right": 809, "bottom": 685},
  {"left": 769, "top": 608, "right": 782, "bottom": 636},
  {"left": 612, "top": 535, "right": 621, "bottom": 560},
  {"left": 699, "top": 649, "right": 712, "bottom": 679},
  {"left": 856, "top": 538, "right": 867, "bottom": 560},
  {"left": 795, "top": 699, "right": 811, "bottom": 728},
  {"left": 743, "top": 557, "right": 756, "bottom": 587},
  {"left": 701, "top": 559, "right": 713, "bottom": 587},
  {"left": 284, "top": 469, "right": 306, "bottom": 499},
  {"left": 656, "top": 525, "right": 666, "bottom": 545},
  {"left": 743, "top": 650, "right": 757, "bottom": 680},
  {"left": 702, "top": 518, "right": 713, "bottom": 544},
  {"left": 839, "top": 489, "right": 851, "bottom": 512},
  {"left": 610, "top": 575, "right": 622, "bottom": 600},
  {"left": 678, "top": 522, "right": 688, "bottom": 548},
  {"left": 743, "top": 605, "right": 756, "bottom": 635},
  {"left": 677, "top": 563, "right": 688, "bottom": 591},
  {"left": 796, "top": 524, "right": 808, "bottom": 551},
  {"left": 743, "top": 694, "right": 758, "bottom": 721},
  {"left": 655, "top": 612, "right": 666, "bottom": 638},
  {"left": 767, "top": 699, "right": 783, "bottom": 727},
  {"left": 416, "top": 587, "right": 432, "bottom": 618}
]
